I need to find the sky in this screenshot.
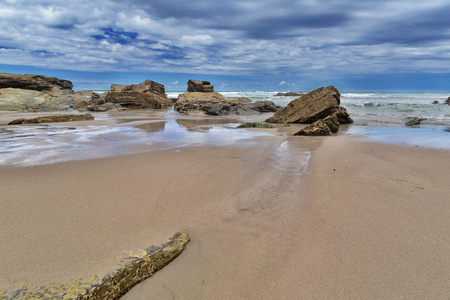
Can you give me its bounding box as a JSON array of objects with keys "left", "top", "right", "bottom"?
[{"left": 0, "top": 0, "right": 449, "bottom": 91}]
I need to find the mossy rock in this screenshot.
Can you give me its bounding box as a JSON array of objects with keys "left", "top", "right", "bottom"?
[{"left": 237, "top": 122, "right": 274, "bottom": 128}]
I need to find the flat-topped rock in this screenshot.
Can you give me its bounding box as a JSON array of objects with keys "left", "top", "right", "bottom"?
[
  {"left": 105, "top": 79, "right": 171, "bottom": 108},
  {"left": 0, "top": 73, "right": 73, "bottom": 91},
  {"left": 187, "top": 79, "right": 214, "bottom": 92},
  {"left": 274, "top": 92, "right": 307, "bottom": 96},
  {"left": 8, "top": 114, "right": 94, "bottom": 125},
  {"left": 266, "top": 86, "right": 352, "bottom": 124}
]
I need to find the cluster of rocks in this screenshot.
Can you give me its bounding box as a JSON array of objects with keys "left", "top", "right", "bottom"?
[
  {"left": 432, "top": 97, "right": 450, "bottom": 105},
  {"left": 175, "top": 80, "right": 279, "bottom": 116},
  {"left": 266, "top": 86, "right": 353, "bottom": 136},
  {"left": 273, "top": 92, "right": 307, "bottom": 97}
]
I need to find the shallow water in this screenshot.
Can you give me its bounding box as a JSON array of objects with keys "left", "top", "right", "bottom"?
[
  {"left": 345, "top": 125, "right": 450, "bottom": 149},
  {"left": 0, "top": 114, "right": 275, "bottom": 166}
]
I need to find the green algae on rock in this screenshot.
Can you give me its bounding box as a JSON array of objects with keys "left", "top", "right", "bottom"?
[{"left": 2, "top": 230, "right": 190, "bottom": 300}]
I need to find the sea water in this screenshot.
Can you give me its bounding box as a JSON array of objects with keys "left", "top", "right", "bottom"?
[{"left": 168, "top": 91, "right": 450, "bottom": 126}]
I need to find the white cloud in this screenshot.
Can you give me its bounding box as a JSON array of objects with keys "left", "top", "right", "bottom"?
[{"left": 279, "top": 81, "right": 286, "bottom": 86}]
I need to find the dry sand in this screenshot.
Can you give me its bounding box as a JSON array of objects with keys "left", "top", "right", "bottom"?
[{"left": 0, "top": 132, "right": 449, "bottom": 299}]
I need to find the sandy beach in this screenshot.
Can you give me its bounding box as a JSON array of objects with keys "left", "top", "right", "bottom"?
[{"left": 1, "top": 114, "right": 449, "bottom": 298}]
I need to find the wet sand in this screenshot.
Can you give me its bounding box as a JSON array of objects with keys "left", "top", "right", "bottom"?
[{"left": 1, "top": 125, "right": 449, "bottom": 298}]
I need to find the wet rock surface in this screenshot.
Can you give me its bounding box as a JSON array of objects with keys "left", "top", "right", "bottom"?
[
  {"left": 3, "top": 230, "right": 190, "bottom": 300},
  {"left": 8, "top": 114, "right": 94, "bottom": 125}
]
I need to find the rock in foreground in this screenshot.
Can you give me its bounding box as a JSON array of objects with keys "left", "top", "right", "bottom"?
[
  {"left": 8, "top": 114, "right": 94, "bottom": 125},
  {"left": 294, "top": 115, "right": 340, "bottom": 136},
  {"left": 105, "top": 80, "right": 171, "bottom": 109},
  {"left": 266, "top": 86, "right": 353, "bottom": 124}
]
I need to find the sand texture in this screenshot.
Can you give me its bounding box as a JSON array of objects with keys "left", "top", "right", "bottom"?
[{"left": 0, "top": 133, "right": 449, "bottom": 299}]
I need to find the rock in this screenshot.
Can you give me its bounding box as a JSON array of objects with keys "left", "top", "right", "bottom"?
[
  {"left": 8, "top": 114, "right": 94, "bottom": 125},
  {"left": 248, "top": 101, "right": 280, "bottom": 112},
  {"left": 187, "top": 79, "right": 214, "bottom": 92},
  {"left": 432, "top": 100, "right": 440, "bottom": 104},
  {"left": 274, "top": 92, "right": 307, "bottom": 96},
  {"left": 174, "top": 92, "right": 277, "bottom": 116},
  {"left": 294, "top": 119, "right": 331, "bottom": 136},
  {"left": 0, "top": 73, "right": 73, "bottom": 91},
  {"left": 86, "top": 103, "right": 127, "bottom": 112},
  {"left": 5, "top": 230, "right": 190, "bottom": 300},
  {"left": 0, "top": 88, "right": 68, "bottom": 112},
  {"left": 323, "top": 114, "right": 340, "bottom": 133},
  {"left": 105, "top": 80, "right": 171, "bottom": 108},
  {"left": 405, "top": 117, "right": 425, "bottom": 126},
  {"left": 73, "top": 100, "right": 89, "bottom": 111},
  {"left": 266, "top": 86, "right": 353, "bottom": 124},
  {"left": 237, "top": 122, "right": 275, "bottom": 128},
  {"left": 444, "top": 97, "right": 450, "bottom": 105}
]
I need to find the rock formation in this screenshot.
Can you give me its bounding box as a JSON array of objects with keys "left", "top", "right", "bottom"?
[
  {"left": 0, "top": 73, "right": 73, "bottom": 91},
  {"left": 266, "top": 86, "right": 353, "bottom": 124},
  {"left": 444, "top": 97, "right": 450, "bottom": 105},
  {"left": 274, "top": 92, "right": 307, "bottom": 96},
  {"left": 105, "top": 80, "right": 171, "bottom": 108},
  {"left": 174, "top": 92, "right": 279, "bottom": 116},
  {"left": 294, "top": 114, "right": 340, "bottom": 136},
  {"left": 8, "top": 114, "right": 94, "bottom": 125},
  {"left": 187, "top": 79, "right": 214, "bottom": 92},
  {"left": 4, "top": 230, "right": 190, "bottom": 300},
  {"left": 175, "top": 80, "right": 279, "bottom": 116},
  {"left": 405, "top": 117, "right": 425, "bottom": 126},
  {"left": 86, "top": 103, "right": 127, "bottom": 112}
]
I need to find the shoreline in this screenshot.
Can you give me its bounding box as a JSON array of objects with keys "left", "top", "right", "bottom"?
[{"left": 1, "top": 107, "right": 450, "bottom": 298}]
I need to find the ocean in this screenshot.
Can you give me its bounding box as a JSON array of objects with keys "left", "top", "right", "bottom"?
[{"left": 167, "top": 91, "right": 450, "bottom": 126}]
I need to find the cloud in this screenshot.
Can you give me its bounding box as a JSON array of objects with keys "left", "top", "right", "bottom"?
[
  {"left": 0, "top": 0, "right": 449, "bottom": 82},
  {"left": 279, "top": 81, "right": 286, "bottom": 86},
  {"left": 171, "top": 81, "right": 178, "bottom": 85}
]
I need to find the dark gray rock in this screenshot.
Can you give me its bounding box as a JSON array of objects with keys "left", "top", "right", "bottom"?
[
  {"left": 8, "top": 114, "right": 94, "bottom": 125},
  {"left": 187, "top": 79, "right": 214, "bottom": 92},
  {"left": 274, "top": 92, "right": 307, "bottom": 96},
  {"left": 294, "top": 119, "right": 332, "bottom": 136},
  {"left": 405, "top": 117, "right": 426, "bottom": 126}
]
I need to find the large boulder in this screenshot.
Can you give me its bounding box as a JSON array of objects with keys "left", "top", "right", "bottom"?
[
  {"left": 105, "top": 80, "right": 171, "bottom": 108},
  {"left": 174, "top": 92, "right": 279, "bottom": 116},
  {"left": 266, "top": 86, "right": 353, "bottom": 124},
  {"left": 187, "top": 79, "right": 214, "bottom": 92},
  {"left": 0, "top": 73, "right": 73, "bottom": 91}
]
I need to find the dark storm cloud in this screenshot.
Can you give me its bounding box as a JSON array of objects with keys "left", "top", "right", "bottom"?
[
  {"left": 359, "top": 5, "right": 450, "bottom": 45},
  {"left": 0, "top": 0, "right": 449, "bottom": 76}
]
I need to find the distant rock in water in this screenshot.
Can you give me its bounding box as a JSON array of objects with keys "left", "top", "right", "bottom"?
[
  {"left": 8, "top": 114, "right": 94, "bottom": 125},
  {"left": 237, "top": 122, "right": 275, "bottom": 128},
  {"left": 266, "top": 86, "right": 353, "bottom": 125},
  {"left": 274, "top": 92, "right": 307, "bottom": 96},
  {"left": 432, "top": 100, "right": 440, "bottom": 104},
  {"left": 405, "top": 117, "right": 425, "bottom": 126},
  {"left": 105, "top": 80, "right": 171, "bottom": 109},
  {"left": 0, "top": 73, "right": 73, "bottom": 91},
  {"left": 445, "top": 97, "right": 450, "bottom": 105},
  {"left": 187, "top": 79, "right": 214, "bottom": 92}
]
